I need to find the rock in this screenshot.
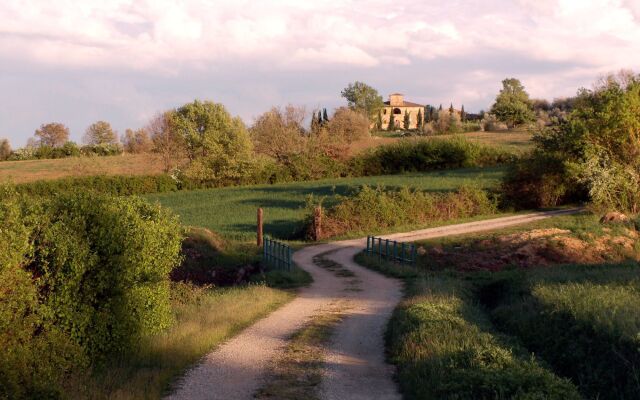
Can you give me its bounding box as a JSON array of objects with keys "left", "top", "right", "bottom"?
[
  {"left": 417, "top": 246, "right": 427, "bottom": 256},
  {"left": 428, "top": 245, "right": 444, "bottom": 256},
  {"left": 600, "top": 211, "right": 629, "bottom": 224}
]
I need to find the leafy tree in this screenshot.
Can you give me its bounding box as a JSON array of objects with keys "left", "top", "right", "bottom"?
[
  {"left": 123, "top": 128, "right": 153, "bottom": 153},
  {"left": 172, "top": 100, "right": 253, "bottom": 183},
  {"left": 327, "top": 107, "right": 370, "bottom": 143},
  {"left": 149, "top": 112, "right": 185, "bottom": 172},
  {"left": 417, "top": 109, "right": 423, "bottom": 130},
  {"left": 403, "top": 109, "right": 411, "bottom": 130},
  {"left": 0, "top": 138, "right": 10, "bottom": 160},
  {"left": 251, "top": 105, "right": 306, "bottom": 166},
  {"left": 84, "top": 121, "right": 118, "bottom": 145},
  {"left": 376, "top": 110, "right": 383, "bottom": 131},
  {"left": 461, "top": 105, "right": 466, "bottom": 122},
  {"left": 340, "top": 81, "right": 384, "bottom": 119},
  {"left": 490, "top": 78, "right": 535, "bottom": 128},
  {"left": 34, "top": 122, "right": 70, "bottom": 147}
]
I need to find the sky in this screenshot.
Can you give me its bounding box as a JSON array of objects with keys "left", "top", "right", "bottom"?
[{"left": 1, "top": 0, "right": 639, "bottom": 146}]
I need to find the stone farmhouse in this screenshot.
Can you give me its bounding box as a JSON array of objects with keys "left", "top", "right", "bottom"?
[{"left": 382, "top": 93, "right": 424, "bottom": 130}]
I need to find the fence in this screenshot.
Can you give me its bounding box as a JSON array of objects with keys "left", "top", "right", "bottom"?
[
  {"left": 263, "top": 237, "right": 293, "bottom": 271},
  {"left": 366, "top": 236, "right": 417, "bottom": 265}
]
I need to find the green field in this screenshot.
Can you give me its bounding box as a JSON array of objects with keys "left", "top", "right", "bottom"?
[{"left": 146, "top": 166, "right": 505, "bottom": 241}]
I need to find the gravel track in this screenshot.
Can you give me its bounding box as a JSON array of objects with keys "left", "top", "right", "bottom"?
[{"left": 166, "top": 209, "right": 581, "bottom": 400}]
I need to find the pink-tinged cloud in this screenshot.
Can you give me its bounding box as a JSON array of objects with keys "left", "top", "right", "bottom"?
[{"left": 0, "top": 0, "right": 638, "bottom": 145}]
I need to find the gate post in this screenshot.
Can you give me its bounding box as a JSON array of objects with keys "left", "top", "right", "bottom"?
[{"left": 257, "top": 208, "right": 263, "bottom": 247}]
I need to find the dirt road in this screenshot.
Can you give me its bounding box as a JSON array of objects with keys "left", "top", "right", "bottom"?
[{"left": 167, "top": 209, "right": 580, "bottom": 400}]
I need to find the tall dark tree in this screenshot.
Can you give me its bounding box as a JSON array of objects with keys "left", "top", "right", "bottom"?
[
  {"left": 417, "top": 109, "right": 423, "bottom": 130},
  {"left": 461, "top": 105, "right": 466, "bottom": 122},
  {"left": 449, "top": 103, "right": 455, "bottom": 114},
  {"left": 376, "top": 110, "right": 383, "bottom": 131},
  {"left": 403, "top": 109, "right": 411, "bottom": 130},
  {"left": 388, "top": 111, "right": 396, "bottom": 131},
  {"left": 322, "top": 108, "right": 329, "bottom": 124},
  {"left": 438, "top": 104, "right": 443, "bottom": 111},
  {"left": 311, "top": 110, "right": 320, "bottom": 133}
]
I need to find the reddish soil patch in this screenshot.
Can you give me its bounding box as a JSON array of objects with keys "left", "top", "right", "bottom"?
[{"left": 425, "top": 228, "right": 640, "bottom": 272}]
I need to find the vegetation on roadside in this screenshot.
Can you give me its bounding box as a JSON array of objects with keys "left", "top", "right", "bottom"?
[
  {"left": 307, "top": 185, "right": 498, "bottom": 239},
  {"left": 355, "top": 254, "right": 581, "bottom": 400}
]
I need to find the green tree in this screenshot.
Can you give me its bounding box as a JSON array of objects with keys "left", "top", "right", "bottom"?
[
  {"left": 449, "top": 103, "right": 455, "bottom": 114},
  {"left": 340, "top": 81, "right": 384, "bottom": 119},
  {"left": 461, "top": 105, "right": 466, "bottom": 122},
  {"left": 417, "top": 109, "right": 423, "bottom": 130},
  {"left": 0, "top": 139, "right": 10, "bottom": 160},
  {"left": 376, "top": 110, "right": 383, "bottom": 131},
  {"left": 322, "top": 108, "right": 329, "bottom": 125},
  {"left": 84, "top": 121, "right": 118, "bottom": 145},
  {"left": 34, "top": 122, "right": 70, "bottom": 147},
  {"left": 403, "top": 109, "right": 411, "bottom": 130},
  {"left": 388, "top": 111, "right": 396, "bottom": 131},
  {"left": 171, "top": 100, "right": 253, "bottom": 183},
  {"left": 490, "top": 78, "right": 535, "bottom": 128}
]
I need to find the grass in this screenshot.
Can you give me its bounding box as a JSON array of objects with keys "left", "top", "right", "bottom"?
[
  {"left": 255, "top": 307, "right": 346, "bottom": 399},
  {"left": 354, "top": 255, "right": 581, "bottom": 399},
  {"left": 0, "top": 153, "right": 167, "bottom": 183},
  {"left": 356, "top": 211, "right": 640, "bottom": 400},
  {"left": 146, "top": 166, "right": 506, "bottom": 241},
  {"left": 72, "top": 283, "right": 293, "bottom": 400}
]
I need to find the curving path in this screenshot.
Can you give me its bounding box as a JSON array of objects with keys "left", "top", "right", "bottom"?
[{"left": 166, "top": 209, "right": 581, "bottom": 400}]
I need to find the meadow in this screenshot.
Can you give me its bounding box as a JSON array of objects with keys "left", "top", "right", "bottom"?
[
  {"left": 146, "top": 166, "right": 506, "bottom": 241},
  {"left": 0, "top": 153, "right": 166, "bottom": 183},
  {"left": 372, "top": 130, "right": 533, "bottom": 153},
  {"left": 357, "top": 212, "right": 640, "bottom": 400}
]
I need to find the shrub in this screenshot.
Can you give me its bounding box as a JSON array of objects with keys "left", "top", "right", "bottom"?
[
  {"left": 351, "top": 137, "right": 513, "bottom": 177},
  {"left": 309, "top": 185, "right": 498, "bottom": 239},
  {"left": 0, "top": 188, "right": 183, "bottom": 397}
]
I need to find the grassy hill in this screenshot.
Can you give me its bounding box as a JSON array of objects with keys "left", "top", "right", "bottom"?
[
  {"left": 0, "top": 153, "right": 166, "bottom": 183},
  {"left": 146, "top": 166, "right": 506, "bottom": 241}
]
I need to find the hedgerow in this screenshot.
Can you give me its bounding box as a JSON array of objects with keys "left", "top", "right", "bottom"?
[
  {"left": 308, "top": 185, "right": 498, "bottom": 239},
  {"left": 0, "top": 187, "right": 183, "bottom": 398}
]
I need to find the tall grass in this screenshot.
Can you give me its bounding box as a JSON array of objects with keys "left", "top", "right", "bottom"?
[
  {"left": 355, "top": 255, "right": 580, "bottom": 399},
  {"left": 72, "top": 283, "right": 292, "bottom": 400},
  {"left": 489, "top": 264, "right": 640, "bottom": 399}
]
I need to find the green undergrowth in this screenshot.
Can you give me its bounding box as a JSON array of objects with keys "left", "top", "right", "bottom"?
[
  {"left": 355, "top": 254, "right": 580, "bottom": 399},
  {"left": 73, "top": 283, "right": 293, "bottom": 399}
]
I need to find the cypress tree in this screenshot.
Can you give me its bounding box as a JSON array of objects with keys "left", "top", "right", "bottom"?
[
  {"left": 438, "top": 104, "right": 443, "bottom": 111},
  {"left": 403, "top": 109, "right": 410, "bottom": 130},
  {"left": 388, "top": 111, "right": 395, "bottom": 131},
  {"left": 322, "top": 108, "right": 329, "bottom": 124},
  {"left": 376, "top": 110, "right": 383, "bottom": 131},
  {"left": 311, "top": 111, "right": 320, "bottom": 132},
  {"left": 417, "top": 109, "right": 423, "bottom": 130},
  {"left": 449, "top": 103, "right": 455, "bottom": 114},
  {"left": 461, "top": 105, "right": 466, "bottom": 122}
]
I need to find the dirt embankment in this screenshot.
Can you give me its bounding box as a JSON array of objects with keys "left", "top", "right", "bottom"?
[{"left": 425, "top": 226, "right": 640, "bottom": 271}]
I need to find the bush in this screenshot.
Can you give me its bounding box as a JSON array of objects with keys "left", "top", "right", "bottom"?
[
  {"left": 310, "top": 185, "right": 498, "bottom": 239},
  {"left": 351, "top": 137, "right": 513, "bottom": 176},
  {"left": 501, "top": 151, "right": 586, "bottom": 209},
  {"left": 0, "top": 188, "right": 183, "bottom": 397},
  {"left": 15, "top": 174, "right": 179, "bottom": 197}
]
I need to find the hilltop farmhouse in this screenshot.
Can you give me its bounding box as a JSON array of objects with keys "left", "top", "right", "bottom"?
[{"left": 382, "top": 93, "right": 424, "bottom": 130}]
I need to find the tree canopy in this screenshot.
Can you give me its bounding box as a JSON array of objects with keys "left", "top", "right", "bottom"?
[
  {"left": 340, "top": 81, "right": 384, "bottom": 119},
  {"left": 490, "top": 78, "right": 535, "bottom": 128},
  {"left": 35, "top": 123, "right": 70, "bottom": 147},
  {"left": 84, "top": 121, "right": 118, "bottom": 145}
]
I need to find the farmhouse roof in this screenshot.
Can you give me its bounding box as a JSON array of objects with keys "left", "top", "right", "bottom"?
[{"left": 384, "top": 100, "right": 424, "bottom": 107}]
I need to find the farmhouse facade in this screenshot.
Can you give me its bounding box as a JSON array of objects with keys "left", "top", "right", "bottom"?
[{"left": 382, "top": 93, "right": 424, "bottom": 130}]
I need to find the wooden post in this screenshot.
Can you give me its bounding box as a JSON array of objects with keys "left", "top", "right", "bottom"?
[
  {"left": 313, "top": 206, "right": 322, "bottom": 241},
  {"left": 257, "top": 208, "right": 263, "bottom": 247}
]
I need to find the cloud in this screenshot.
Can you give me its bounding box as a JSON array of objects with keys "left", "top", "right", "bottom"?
[{"left": 0, "top": 0, "right": 638, "bottom": 145}]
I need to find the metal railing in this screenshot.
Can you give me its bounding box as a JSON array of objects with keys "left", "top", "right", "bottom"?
[
  {"left": 366, "top": 236, "right": 417, "bottom": 265},
  {"left": 262, "top": 237, "right": 293, "bottom": 271}
]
